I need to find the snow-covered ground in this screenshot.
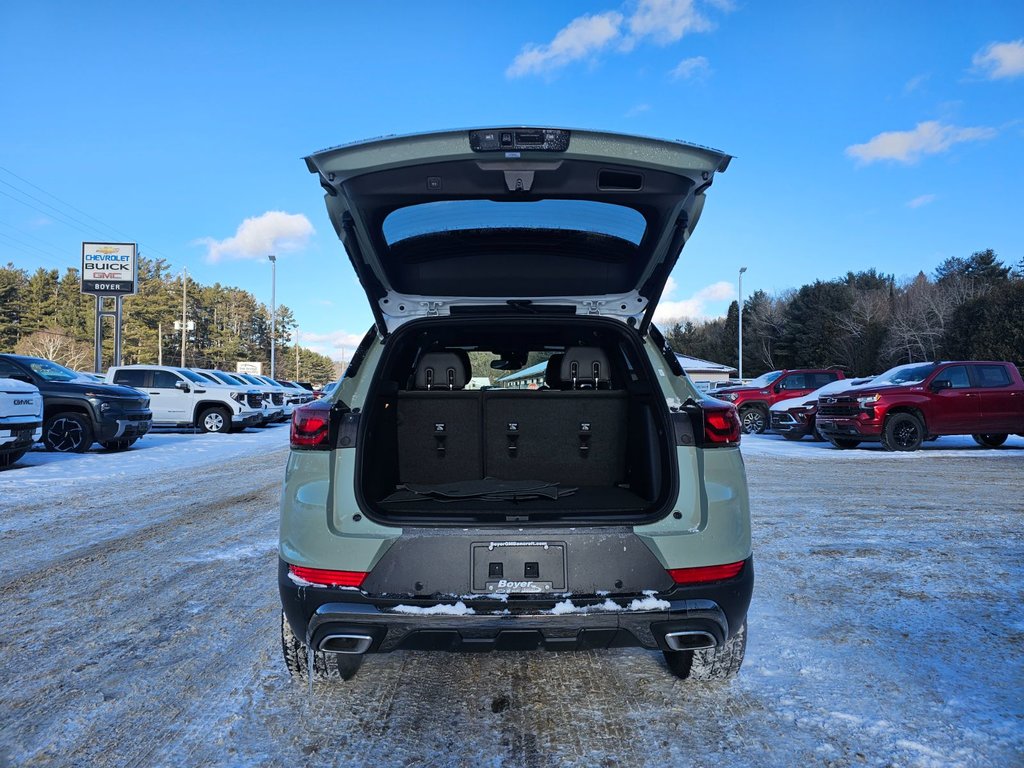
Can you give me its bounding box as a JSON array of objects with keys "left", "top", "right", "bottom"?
[{"left": 0, "top": 427, "right": 1021, "bottom": 767}]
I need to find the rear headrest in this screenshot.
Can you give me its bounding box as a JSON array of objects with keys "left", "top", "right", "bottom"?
[
  {"left": 560, "top": 347, "right": 611, "bottom": 389},
  {"left": 544, "top": 354, "right": 564, "bottom": 389},
  {"left": 414, "top": 351, "right": 471, "bottom": 390}
]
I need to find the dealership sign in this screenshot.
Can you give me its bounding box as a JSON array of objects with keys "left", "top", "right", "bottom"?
[{"left": 81, "top": 242, "right": 137, "bottom": 295}]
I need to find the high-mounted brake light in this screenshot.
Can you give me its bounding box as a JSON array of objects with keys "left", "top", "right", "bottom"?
[
  {"left": 290, "top": 400, "right": 332, "bottom": 449},
  {"left": 667, "top": 561, "right": 745, "bottom": 585},
  {"left": 289, "top": 565, "right": 368, "bottom": 588},
  {"left": 703, "top": 403, "right": 741, "bottom": 446}
]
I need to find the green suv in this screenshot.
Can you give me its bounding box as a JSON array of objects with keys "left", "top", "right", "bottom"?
[{"left": 279, "top": 128, "right": 753, "bottom": 684}]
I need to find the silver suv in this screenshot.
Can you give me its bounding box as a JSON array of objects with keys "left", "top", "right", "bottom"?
[{"left": 279, "top": 128, "right": 753, "bottom": 684}]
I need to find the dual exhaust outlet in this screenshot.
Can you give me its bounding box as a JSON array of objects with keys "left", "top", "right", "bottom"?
[{"left": 314, "top": 631, "right": 717, "bottom": 654}]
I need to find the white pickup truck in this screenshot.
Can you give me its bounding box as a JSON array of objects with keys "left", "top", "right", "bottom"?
[{"left": 0, "top": 377, "right": 43, "bottom": 468}]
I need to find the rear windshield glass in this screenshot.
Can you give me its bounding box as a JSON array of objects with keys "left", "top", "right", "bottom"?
[{"left": 382, "top": 200, "right": 647, "bottom": 245}]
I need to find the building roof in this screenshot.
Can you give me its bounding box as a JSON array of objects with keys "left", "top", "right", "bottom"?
[{"left": 496, "top": 360, "right": 548, "bottom": 383}]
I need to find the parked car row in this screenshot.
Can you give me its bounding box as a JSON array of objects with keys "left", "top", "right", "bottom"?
[
  {"left": 0, "top": 353, "right": 320, "bottom": 468},
  {"left": 754, "top": 360, "right": 1024, "bottom": 451}
]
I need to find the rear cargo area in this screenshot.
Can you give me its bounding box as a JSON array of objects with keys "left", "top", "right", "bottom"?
[{"left": 356, "top": 318, "right": 676, "bottom": 524}]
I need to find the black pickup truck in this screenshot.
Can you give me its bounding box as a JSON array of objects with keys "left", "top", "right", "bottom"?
[{"left": 0, "top": 354, "right": 152, "bottom": 452}]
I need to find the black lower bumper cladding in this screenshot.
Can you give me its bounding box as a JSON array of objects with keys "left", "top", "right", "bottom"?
[{"left": 279, "top": 557, "right": 753, "bottom": 654}]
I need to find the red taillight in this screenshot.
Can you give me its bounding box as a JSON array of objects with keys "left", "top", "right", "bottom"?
[
  {"left": 289, "top": 565, "right": 368, "bottom": 588},
  {"left": 290, "top": 400, "right": 331, "bottom": 449},
  {"left": 703, "top": 404, "right": 741, "bottom": 446},
  {"left": 667, "top": 561, "right": 745, "bottom": 585}
]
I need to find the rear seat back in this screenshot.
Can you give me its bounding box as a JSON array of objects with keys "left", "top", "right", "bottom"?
[
  {"left": 397, "top": 350, "right": 481, "bottom": 484},
  {"left": 482, "top": 390, "right": 627, "bottom": 485}
]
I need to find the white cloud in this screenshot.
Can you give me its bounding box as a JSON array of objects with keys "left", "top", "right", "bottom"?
[
  {"left": 624, "top": 103, "right": 652, "bottom": 118},
  {"left": 902, "top": 73, "right": 928, "bottom": 95},
  {"left": 506, "top": 12, "right": 624, "bottom": 78},
  {"left": 845, "top": 121, "right": 997, "bottom": 165},
  {"left": 670, "top": 55, "right": 711, "bottom": 81},
  {"left": 654, "top": 278, "right": 735, "bottom": 323},
  {"left": 198, "top": 211, "right": 315, "bottom": 263},
  {"left": 906, "top": 194, "right": 937, "bottom": 209},
  {"left": 506, "top": 0, "right": 729, "bottom": 78},
  {"left": 627, "top": 0, "right": 714, "bottom": 47},
  {"left": 972, "top": 39, "right": 1024, "bottom": 80},
  {"left": 297, "top": 329, "right": 366, "bottom": 361}
]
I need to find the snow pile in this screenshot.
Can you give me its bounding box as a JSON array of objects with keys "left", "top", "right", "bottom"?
[
  {"left": 390, "top": 601, "right": 475, "bottom": 616},
  {"left": 547, "top": 594, "right": 670, "bottom": 615}
]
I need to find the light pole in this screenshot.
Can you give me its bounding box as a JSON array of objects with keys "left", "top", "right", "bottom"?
[
  {"left": 738, "top": 266, "right": 747, "bottom": 381},
  {"left": 268, "top": 254, "right": 277, "bottom": 378},
  {"left": 180, "top": 267, "right": 188, "bottom": 367}
]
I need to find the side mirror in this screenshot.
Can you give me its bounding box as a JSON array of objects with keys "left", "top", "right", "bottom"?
[
  {"left": 175, "top": 380, "right": 190, "bottom": 392},
  {"left": 773, "top": 383, "right": 784, "bottom": 393},
  {"left": 931, "top": 379, "right": 952, "bottom": 391}
]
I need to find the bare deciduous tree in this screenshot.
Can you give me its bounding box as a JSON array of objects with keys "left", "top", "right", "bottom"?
[{"left": 14, "top": 328, "right": 93, "bottom": 371}]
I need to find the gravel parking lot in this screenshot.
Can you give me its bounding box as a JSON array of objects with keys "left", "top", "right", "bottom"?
[{"left": 1, "top": 428, "right": 1021, "bottom": 767}]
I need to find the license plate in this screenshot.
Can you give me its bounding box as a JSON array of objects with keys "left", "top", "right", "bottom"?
[{"left": 471, "top": 541, "right": 566, "bottom": 594}]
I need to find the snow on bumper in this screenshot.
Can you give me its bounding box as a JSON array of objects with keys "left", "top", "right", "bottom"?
[{"left": 296, "top": 596, "right": 731, "bottom": 654}]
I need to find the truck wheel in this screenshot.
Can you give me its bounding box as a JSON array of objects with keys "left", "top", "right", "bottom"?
[
  {"left": 782, "top": 432, "right": 804, "bottom": 441},
  {"left": 281, "top": 612, "right": 361, "bottom": 682},
  {"left": 739, "top": 406, "right": 767, "bottom": 434},
  {"left": 100, "top": 438, "right": 138, "bottom": 451},
  {"left": 664, "top": 620, "right": 746, "bottom": 681},
  {"left": 0, "top": 449, "right": 28, "bottom": 469},
  {"left": 828, "top": 437, "right": 861, "bottom": 449},
  {"left": 882, "top": 413, "right": 924, "bottom": 452},
  {"left": 972, "top": 433, "right": 1008, "bottom": 448},
  {"left": 198, "top": 407, "right": 231, "bottom": 434},
  {"left": 43, "top": 412, "right": 94, "bottom": 453}
]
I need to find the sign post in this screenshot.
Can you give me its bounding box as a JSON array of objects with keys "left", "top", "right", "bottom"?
[{"left": 81, "top": 242, "right": 137, "bottom": 372}]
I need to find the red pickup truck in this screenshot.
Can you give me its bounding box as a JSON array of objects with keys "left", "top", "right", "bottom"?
[
  {"left": 815, "top": 360, "right": 1024, "bottom": 451},
  {"left": 714, "top": 369, "right": 846, "bottom": 434}
]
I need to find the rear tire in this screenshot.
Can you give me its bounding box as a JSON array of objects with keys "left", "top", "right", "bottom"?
[
  {"left": 281, "top": 612, "right": 362, "bottom": 682},
  {"left": 664, "top": 620, "right": 746, "bottom": 681},
  {"left": 828, "top": 437, "right": 861, "bottom": 449},
  {"left": 882, "top": 413, "right": 925, "bottom": 452},
  {"left": 43, "top": 412, "right": 94, "bottom": 453},
  {"left": 198, "top": 407, "right": 231, "bottom": 434},
  {"left": 972, "top": 433, "right": 1008, "bottom": 448},
  {"left": 739, "top": 406, "right": 767, "bottom": 434}
]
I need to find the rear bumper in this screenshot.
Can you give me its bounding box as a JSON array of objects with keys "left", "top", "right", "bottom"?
[{"left": 280, "top": 556, "right": 753, "bottom": 654}]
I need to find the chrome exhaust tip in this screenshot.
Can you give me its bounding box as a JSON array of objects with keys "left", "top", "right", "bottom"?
[
  {"left": 664, "top": 630, "right": 717, "bottom": 652},
  {"left": 318, "top": 633, "right": 373, "bottom": 654}
]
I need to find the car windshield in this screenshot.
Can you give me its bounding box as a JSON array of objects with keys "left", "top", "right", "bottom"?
[
  {"left": 178, "top": 369, "right": 210, "bottom": 383},
  {"left": 26, "top": 358, "right": 79, "bottom": 382},
  {"left": 868, "top": 360, "right": 937, "bottom": 385},
  {"left": 873, "top": 363, "right": 938, "bottom": 386},
  {"left": 382, "top": 200, "right": 647, "bottom": 245},
  {"left": 238, "top": 374, "right": 263, "bottom": 385},
  {"left": 746, "top": 371, "right": 783, "bottom": 387}
]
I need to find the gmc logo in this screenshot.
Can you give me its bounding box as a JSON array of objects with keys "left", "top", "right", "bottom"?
[{"left": 13, "top": 399, "right": 34, "bottom": 406}]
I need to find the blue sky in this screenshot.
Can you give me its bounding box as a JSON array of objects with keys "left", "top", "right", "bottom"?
[{"left": 1, "top": 2, "right": 1021, "bottom": 360}]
